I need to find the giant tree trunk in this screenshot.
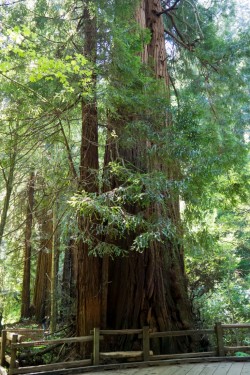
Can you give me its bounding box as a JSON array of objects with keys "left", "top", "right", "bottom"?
[
  {"left": 21, "top": 171, "right": 35, "bottom": 319},
  {"left": 76, "top": 0, "right": 101, "bottom": 340},
  {"left": 104, "top": 0, "right": 193, "bottom": 353}
]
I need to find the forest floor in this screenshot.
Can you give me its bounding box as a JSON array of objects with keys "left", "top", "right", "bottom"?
[{"left": 3, "top": 319, "right": 42, "bottom": 330}]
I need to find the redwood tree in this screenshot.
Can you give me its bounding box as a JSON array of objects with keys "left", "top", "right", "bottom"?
[
  {"left": 75, "top": 0, "right": 193, "bottom": 353},
  {"left": 76, "top": 0, "right": 102, "bottom": 339},
  {"left": 21, "top": 171, "right": 36, "bottom": 319},
  {"left": 104, "top": 0, "right": 193, "bottom": 352},
  {"left": 33, "top": 207, "right": 53, "bottom": 322},
  {"left": 61, "top": 238, "right": 77, "bottom": 321}
]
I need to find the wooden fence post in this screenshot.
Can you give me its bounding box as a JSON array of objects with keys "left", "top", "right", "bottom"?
[
  {"left": 0, "top": 330, "right": 7, "bottom": 366},
  {"left": 93, "top": 328, "right": 100, "bottom": 365},
  {"left": 142, "top": 326, "right": 150, "bottom": 361},
  {"left": 215, "top": 322, "right": 225, "bottom": 356},
  {"left": 9, "top": 334, "right": 18, "bottom": 375}
]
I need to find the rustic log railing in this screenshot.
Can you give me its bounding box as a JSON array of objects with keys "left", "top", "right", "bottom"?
[
  {"left": 0, "top": 329, "right": 45, "bottom": 369},
  {"left": 219, "top": 323, "right": 250, "bottom": 354},
  {"left": 1, "top": 323, "right": 249, "bottom": 374}
]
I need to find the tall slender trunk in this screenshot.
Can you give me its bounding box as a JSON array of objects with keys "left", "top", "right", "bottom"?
[
  {"left": 76, "top": 1, "right": 101, "bottom": 340},
  {"left": 61, "top": 238, "right": 77, "bottom": 322},
  {"left": 50, "top": 200, "right": 60, "bottom": 333},
  {"left": 0, "top": 130, "right": 18, "bottom": 247},
  {"left": 21, "top": 171, "right": 36, "bottom": 318},
  {"left": 33, "top": 208, "right": 53, "bottom": 322}
]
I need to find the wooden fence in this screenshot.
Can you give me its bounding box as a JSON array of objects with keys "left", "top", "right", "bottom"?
[{"left": 1, "top": 323, "right": 249, "bottom": 374}]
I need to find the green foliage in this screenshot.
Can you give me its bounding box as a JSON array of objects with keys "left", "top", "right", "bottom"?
[
  {"left": 167, "top": 0, "right": 250, "bottom": 332},
  {"left": 166, "top": 0, "right": 249, "bottom": 218},
  {"left": 198, "top": 277, "right": 250, "bottom": 335},
  {"left": 69, "top": 163, "right": 178, "bottom": 255},
  {"left": 0, "top": 240, "right": 23, "bottom": 322},
  {"left": 0, "top": 0, "right": 249, "bottom": 330},
  {"left": 187, "top": 200, "right": 250, "bottom": 333},
  {"left": 235, "top": 352, "right": 250, "bottom": 357}
]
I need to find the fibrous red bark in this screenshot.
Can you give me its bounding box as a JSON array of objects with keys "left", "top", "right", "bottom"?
[
  {"left": 76, "top": 0, "right": 101, "bottom": 341},
  {"left": 33, "top": 207, "right": 53, "bottom": 322},
  {"left": 21, "top": 171, "right": 35, "bottom": 318},
  {"left": 103, "top": 0, "right": 193, "bottom": 353}
]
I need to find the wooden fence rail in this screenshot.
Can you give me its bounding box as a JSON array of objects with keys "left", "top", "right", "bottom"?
[{"left": 1, "top": 323, "right": 249, "bottom": 374}]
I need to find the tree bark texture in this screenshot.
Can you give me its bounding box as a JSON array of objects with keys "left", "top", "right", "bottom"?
[
  {"left": 61, "top": 238, "right": 77, "bottom": 322},
  {"left": 78, "top": 1, "right": 99, "bottom": 193},
  {"left": 21, "top": 171, "right": 35, "bottom": 318},
  {"left": 76, "top": 0, "right": 102, "bottom": 341},
  {"left": 33, "top": 208, "right": 53, "bottom": 322},
  {"left": 103, "top": 0, "right": 193, "bottom": 353},
  {"left": 0, "top": 131, "right": 18, "bottom": 248},
  {"left": 50, "top": 201, "right": 60, "bottom": 333}
]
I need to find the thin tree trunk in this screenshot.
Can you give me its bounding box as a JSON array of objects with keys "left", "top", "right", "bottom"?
[
  {"left": 0, "top": 167, "right": 15, "bottom": 246},
  {"left": 0, "top": 131, "right": 18, "bottom": 247},
  {"left": 61, "top": 238, "right": 77, "bottom": 322},
  {"left": 50, "top": 200, "right": 59, "bottom": 333},
  {"left": 21, "top": 171, "right": 36, "bottom": 318},
  {"left": 33, "top": 208, "right": 53, "bottom": 322}
]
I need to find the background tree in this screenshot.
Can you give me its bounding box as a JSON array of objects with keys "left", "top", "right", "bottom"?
[{"left": 21, "top": 171, "right": 36, "bottom": 319}]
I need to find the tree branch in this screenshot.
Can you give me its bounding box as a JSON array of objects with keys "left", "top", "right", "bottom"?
[
  {"left": 0, "top": 163, "right": 7, "bottom": 183},
  {"left": 0, "top": 72, "right": 48, "bottom": 103},
  {"left": 0, "top": 0, "right": 25, "bottom": 6},
  {"left": 59, "top": 120, "right": 78, "bottom": 181},
  {"left": 155, "top": 0, "right": 182, "bottom": 16},
  {"left": 169, "top": 74, "right": 180, "bottom": 108},
  {"left": 167, "top": 12, "right": 187, "bottom": 44},
  {"left": 164, "top": 28, "right": 193, "bottom": 51}
]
